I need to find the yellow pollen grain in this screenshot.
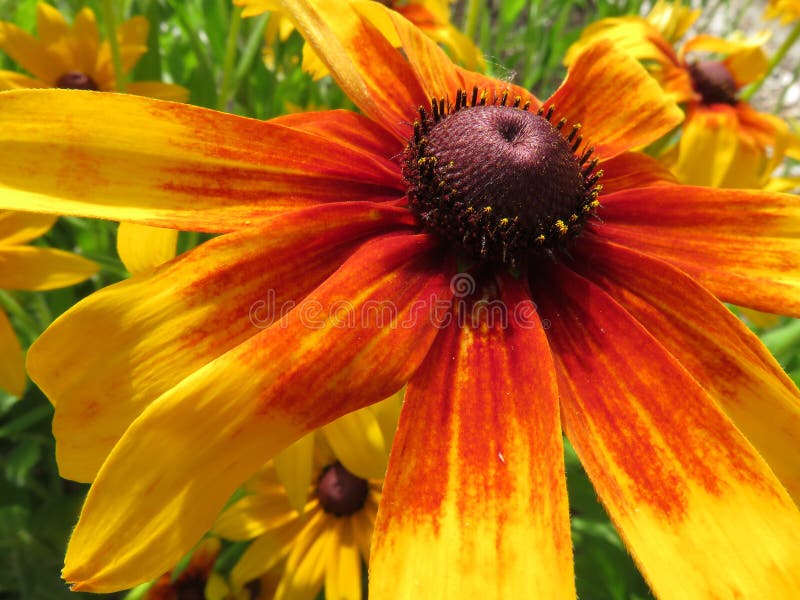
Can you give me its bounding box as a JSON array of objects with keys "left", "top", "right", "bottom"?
[
  {"left": 499, "top": 218, "right": 509, "bottom": 226},
  {"left": 555, "top": 220, "right": 568, "bottom": 234}
]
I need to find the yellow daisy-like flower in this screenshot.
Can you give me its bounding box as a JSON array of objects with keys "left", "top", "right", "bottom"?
[
  {"left": 214, "top": 444, "right": 381, "bottom": 600},
  {"left": 0, "top": 2, "right": 187, "bottom": 101},
  {"left": 236, "top": 0, "right": 485, "bottom": 77},
  {"left": 0, "top": 211, "right": 96, "bottom": 395},
  {"left": 764, "top": 0, "right": 800, "bottom": 24},
  {"left": 566, "top": 1, "right": 800, "bottom": 189}
]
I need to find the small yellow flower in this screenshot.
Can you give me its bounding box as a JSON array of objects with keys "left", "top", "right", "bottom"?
[{"left": 0, "top": 211, "right": 96, "bottom": 395}]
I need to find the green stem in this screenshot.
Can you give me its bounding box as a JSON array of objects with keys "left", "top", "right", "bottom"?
[
  {"left": 218, "top": 6, "right": 243, "bottom": 111},
  {"left": 742, "top": 20, "right": 800, "bottom": 101},
  {"left": 101, "top": 0, "right": 127, "bottom": 92},
  {"left": 761, "top": 319, "right": 800, "bottom": 359}
]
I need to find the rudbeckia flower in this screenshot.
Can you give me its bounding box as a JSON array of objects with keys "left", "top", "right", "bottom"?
[
  {"left": 1, "top": 1, "right": 800, "bottom": 597},
  {"left": 0, "top": 211, "right": 96, "bottom": 395},
  {"left": 236, "top": 0, "right": 485, "bottom": 77},
  {"left": 566, "top": 1, "right": 800, "bottom": 189},
  {"left": 214, "top": 438, "right": 383, "bottom": 599}
]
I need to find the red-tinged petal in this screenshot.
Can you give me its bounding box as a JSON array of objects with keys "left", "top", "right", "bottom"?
[
  {"left": 0, "top": 309, "right": 25, "bottom": 396},
  {"left": 279, "top": 0, "right": 427, "bottom": 142},
  {"left": 597, "top": 185, "right": 800, "bottom": 315},
  {"left": 598, "top": 152, "right": 678, "bottom": 194},
  {"left": 574, "top": 236, "right": 800, "bottom": 501},
  {"left": 62, "top": 233, "right": 452, "bottom": 592},
  {"left": 371, "top": 274, "right": 574, "bottom": 600},
  {"left": 535, "top": 265, "right": 800, "bottom": 599},
  {"left": 0, "top": 90, "right": 403, "bottom": 231},
  {"left": 0, "top": 211, "right": 57, "bottom": 245},
  {"left": 548, "top": 40, "right": 683, "bottom": 158},
  {"left": 29, "top": 202, "right": 414, "bottom": 482},
  {"left": 0, "top": 246, "right": 97, "bottom": 291}
]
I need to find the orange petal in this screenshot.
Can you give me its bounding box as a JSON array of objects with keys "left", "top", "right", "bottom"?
[
  {"left": 548, "top": 40, "right": 683, "bottom": 158},
  {"left": 599, "top": 151, "right": 678, "bottom": 194},
  {"left": 574, "top": 236, "right": 800, "bottom": 502},
  {"left": 0, "top": 90, "right": 402, "bottom": 231},
  {"left": 62, "top": 232, "right": 452, "bottom": 592},
  {"left": 0, "top": 309, "right": 25, "bottom": 396},
  {"left": 597, "top": 185, "right": 800, "bottom": 315},
  {"left": 535, "top": 265, "right": 800, "bottom": 599},
  {"left": 280, "top": 0, "right": 427, "bottom": 141},
  {"left": 30, "top": 202, "right": 414, "bottom": 482},
  {"left": 371, "top": 274, "right": 574, "bottom": 599}
]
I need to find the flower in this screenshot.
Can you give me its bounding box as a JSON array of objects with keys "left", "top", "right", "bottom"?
[
  {"left": 235, "top": 0, "right": 485, "bottom": 77},
  {"left": 0, "top": 211, "right": 96, "bottom": 395},
  {"left": 0, "top": 2, "right": 187, "bottom": 101},
  {"left": 764, "top": 0, "right": 800, "bottom": 24},
  {"left": 1, "top": 1, "right": 800, "bottom": 597},
  {"left": 214, "top": 437, "right": 383, "bottom": 599},
  {"left": 144, "top": 537, "right": 222, "bottom": 600},
  {"left": 566, "top": 1, "right": 800, "bottom": 188}
]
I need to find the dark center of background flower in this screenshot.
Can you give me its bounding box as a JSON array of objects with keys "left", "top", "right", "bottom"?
[
  {"left": 55, "top": 71, "right": 99, "bottom": 91},
  {"left": 403, "top": 90, "right": 602, "bottom": 265},
  {"left": 173, "top": 573, "right": 207, "bottom": 600},
  {"left": 688, "top": 60, "right": 738, "bottom": 106},
  {"left": 317, "top": 462, "right": 368, "bottom": 517}
]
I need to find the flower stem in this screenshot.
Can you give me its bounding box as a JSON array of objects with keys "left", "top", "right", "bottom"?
[
  {"left": 742, "top": 20, "right": 800, "bottom": 101},
  {"left": 218, "top": 5, "right": 243, "bottom": 111},
  {"left": 101, "top": 0, "right": 127, "bottom": 92}
]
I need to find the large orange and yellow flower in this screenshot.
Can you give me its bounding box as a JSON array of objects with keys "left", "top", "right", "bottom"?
[
  {"left": 0, "top": 211, "right": 96, "bottom": 396},
  {"left": 566, "top": 1, "right": 800, "bottom": 188},
  {"left": 1, "top": 1, "right": 800, "bottom": 598}
]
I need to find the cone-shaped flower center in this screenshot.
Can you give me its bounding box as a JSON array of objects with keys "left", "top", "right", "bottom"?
[
  {"left": 317, "top": 462, "right": 369, "bottom": 517},
  {"left": 55, "top": 71, "right": 99, "bottom": 91},
  {"left": 688, "top": 61, "right": 737, "bottom": 106},
  {"left": 404, "top": 94, "right": 602, "bottom": 265}
]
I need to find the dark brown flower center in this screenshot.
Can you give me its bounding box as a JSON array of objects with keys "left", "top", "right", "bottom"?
[
  {"left": 317, "top": 462, "right": 368, "bottom": 517},
  {"left": 403, "top": 90, "right": 602, "bottom": 265},
  {"left": 173, "top": 573, "right": 206, "bottom": 600},
  {"left": 688, "top": 60, "right": 738, "bottom": 106},
  {"left": 55, "top": 71, "right": 99, "bottom": 91}
]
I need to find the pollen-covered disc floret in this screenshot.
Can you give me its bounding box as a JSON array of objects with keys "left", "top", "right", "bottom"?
[
  {"left": 55, "top": 71, "right": 99, "bottom": 91},
  {"left": 403, "top": 88, "right": 603, "bottom": 264},
  {"left": 317, "top": 462, "right": 369, "bottom": 517},
  {"left": 688, "top": 60, "right": 738, "bottom": 106}
]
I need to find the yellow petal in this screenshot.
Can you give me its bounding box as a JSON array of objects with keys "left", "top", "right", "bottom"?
[
  {"left": 69, "top": 8, "right": 100, "bottom": 75},
  {"left": 124, "top": 81, "right": 190, "bottom": 103},
  {"left": 274, "top": 433, "right": 315, "bottom": 513},
  {"left": 324, "top": 520, "right": 362, "bottom": 600},
  {"left": 230, "top": 518, "right": 301, "bottom": 587},
  {"left": 0, "top": 246, "right": 97, "bottom": 291},
  {"left": 116, "top": 222, "right": 178, "bottom": 274},
  {"left": 0, "top": 309, "right": 25, "bottom": 396},
  {"left": 0, "top": 69, "right": 49, "bottom": 90},
  {"left": 36, "top": 2, "right": 70, "bottom": 46},
  {"left": 274, "top": 512, "right": 331, "bottom": 600},
  {"left": 0, "top": 211, "right": 57, "bottom": 245},
  {"left": 0, "top": 20, "right": 67, "bottom": 82},
  {"left": 323, "top": 403, "right": 388, "bottom": 480}
]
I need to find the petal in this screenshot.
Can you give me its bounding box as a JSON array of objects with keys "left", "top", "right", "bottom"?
[
  {"left": 273, "top": 433, "right": 315, "bottom": 513},
  {"left": 116, "top": 16, "right": 149, "bottom": 72},
  {"left": 324, "top": 520, "right": 362, "bottom": 600},
  {"left": 323, "top": 402, "right": 389, "bottom": 480},
  {"left": 597, "top": 185, "right": 800, "bottom": 315},
  {"left": 275, "top": 514, "right": 331, "bottom": 600},
  {"left": 0, "top": 211, "right": 57, "bottom": 245},
  {"left": 36, "top": 2, "right": 70, "bottom": 46},
  {"left": 371, "top": 274, "right": 574, "bottom": 599},
  {"left": 536, "top": 265, "right": 800, "bottom": 599},
  {"left": 0, "top": 246, "right": 97, "bottom": 291},
  {"left": 68, "top": 8, "right": 100, "bottom": 75},
  {"left": 62, "top": 233, "right": 452, "bottom": 591},
  {"left": 0, "top": 90, "right": 403, "bottom": 231},
  {"left": 574, "top": 236, "right": 800, "bottom": 502},
  {"left": 0, "top": 69, "right": 48, "bottom": 90},
  {"left": 0, "top": 309, "right": 25, "bottom": 396},
  {"left": 599, "top": 151, "right": 678, "bottom": 194},
  {"left": 124, "top": 81, "right": 190, "bottom": 103},
  {"left": 682, "top": 33, "right": 769, "bottom": 86},
  {"left": 230, "top": 517, "right": 304, "bottom": 587},
  {"left": 0, "top": 20, "right": 66, "bottom": 82},
  {"left": 30, "top": 202, "right": 413, "bottom": 482},
  {"left": 116, "top": 223, "right": 178, "bottom": 274},
  {"left": 213, "top": 489, "right": 298, "bottom": 541},
  {"left": 548, "top": 40, "right": 683, "bottom": 158},
  {"left": 279, "top": 0, "right": 427, "bottom": 141}
]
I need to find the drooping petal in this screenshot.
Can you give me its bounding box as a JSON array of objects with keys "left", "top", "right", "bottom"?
[
  {"left": 0, "top": 309, "right": 25, "bottom": 397},
  {"left": 0, "top": 90, "right": 402, "bottom": 230},
  {"left": 597, "top": 185, "right": 800, "bottom": 315},
  {"left": 116, "top": 223, "right": 178, "bottom": 274},
  {"left": 371, "top": 274, "right": 574, "bottom": 599},
  {"left": 280, "top": 0, "right": 426, "bottom": 141},
  {"left": 536, "top": 265, "right": 800, "bottom": 599},
  {"left": 323, "top": 403, "right": 389, "bottom": 480},
  {"left": 574, "top": 236, "right": 800, "bottom": 501},
  {"left": 548, "top": 40, "right": 683, "bottom": 158},
  {"left": 0, "top": 211, "right": 57, "bottom": 245},
  {"left": 29, "top": 202, "right": 413, "bottom": 482},
  {"left": 0, "top": 246, "right": 97, "bottom": 291},
  {"left": 0, "top": 21, "right": 67, "bottom": 83},
  {"left": 62, "top": 233, "right": 452, "bottom": 592}
]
